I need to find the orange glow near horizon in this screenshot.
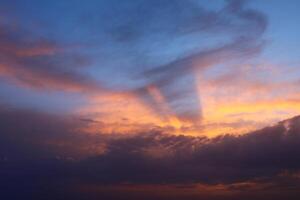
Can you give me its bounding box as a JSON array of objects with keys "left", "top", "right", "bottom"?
[
  {"left": 77, "top": 90, "right": 201, "bottom": 136},
  {"left": 197, "top": 71, "right": 300, "bottom": 136},
  {"left": 76, "top": 78, "right": 300, "bottom": 138}
]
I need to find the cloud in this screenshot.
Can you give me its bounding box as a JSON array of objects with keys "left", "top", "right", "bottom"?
[
  {"left": 0, "top": 0, "right": 269, "bottom": 124},
  {"left": 0, "top": 20, "right": 101, "bottom": 92},
  {"left": 125, "top": 0, "right": 268, "bottom": 123},
  {"left": 1, "top": 106, "right": 300, "bottom": 199},
  {"left": 0, "top": 105, "right": 107, "bottom": 159},
  {"left": 75, "top": 117, "right": 300, "bottom": 185},
  {"left": 99, "top": 0, "right": 266, "bottom": 43}
]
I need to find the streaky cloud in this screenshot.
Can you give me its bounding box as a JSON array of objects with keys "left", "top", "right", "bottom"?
[{"left": 0, "top": 20, "right": 101, "bottom": 92}]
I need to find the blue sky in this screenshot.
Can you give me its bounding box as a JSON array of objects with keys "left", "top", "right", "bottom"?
[{"left": 0, "top": 0, "right": 300, "bottom": 136}]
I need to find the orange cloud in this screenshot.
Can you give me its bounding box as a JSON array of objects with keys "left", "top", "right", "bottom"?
[
  {"left": 196, "top": 64, "right": 300, "bottom": 137},
  {"left": 0, "top": 21, "right": 100, "bottom": 92},
  {"left": 77, "top": 89, "right": 203, "bottom": 136},
  {"left": 74, "top": 65, "right": 300, "bottom": 138}
]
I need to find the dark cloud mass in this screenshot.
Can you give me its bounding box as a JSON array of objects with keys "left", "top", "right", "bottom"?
[{"left": 1, "top": 106, "right": 300, "bottom": 199}]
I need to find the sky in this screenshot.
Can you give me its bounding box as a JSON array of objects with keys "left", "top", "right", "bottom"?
[{"left": 1, "top": 0, "right": 300, "bottom": 199}]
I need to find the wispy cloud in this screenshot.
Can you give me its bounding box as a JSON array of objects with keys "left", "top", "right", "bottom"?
[{"left": 0, "top": 20, "right": 101, "bottom": 92}]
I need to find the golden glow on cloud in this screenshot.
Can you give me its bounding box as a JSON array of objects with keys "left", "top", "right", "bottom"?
[
  {"left": 78, "top": 90, "right": 199, "bottom": 135},
  {"left": 198, "top": 70, "right": 300, "bottom": 137},
  {"left": 77, "top": 64, "right": 300, "bottom": 138}
]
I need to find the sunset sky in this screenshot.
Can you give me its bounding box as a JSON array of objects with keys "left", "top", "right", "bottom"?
[{"left": 1, "top": 0, "right": 300, "bottom": 199}]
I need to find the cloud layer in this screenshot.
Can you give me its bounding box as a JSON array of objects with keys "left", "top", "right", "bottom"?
[{"left": 1, "top": 106, "right": 300, "bottom": 199}]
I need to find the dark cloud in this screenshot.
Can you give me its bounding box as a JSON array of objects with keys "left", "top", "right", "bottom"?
[
  {"left": 76, "top": 117, "right": 300, "bottom": 185},
  {"left": 0, "top": 105, "right": 107, "bottom": 159},
  {"left": 1, "top": 106, "right": 300, "bottom": 199}
]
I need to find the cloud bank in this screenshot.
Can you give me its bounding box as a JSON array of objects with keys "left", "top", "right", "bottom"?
[{"left": 1, "top": 105, "right": 300, "bottom": 199}]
